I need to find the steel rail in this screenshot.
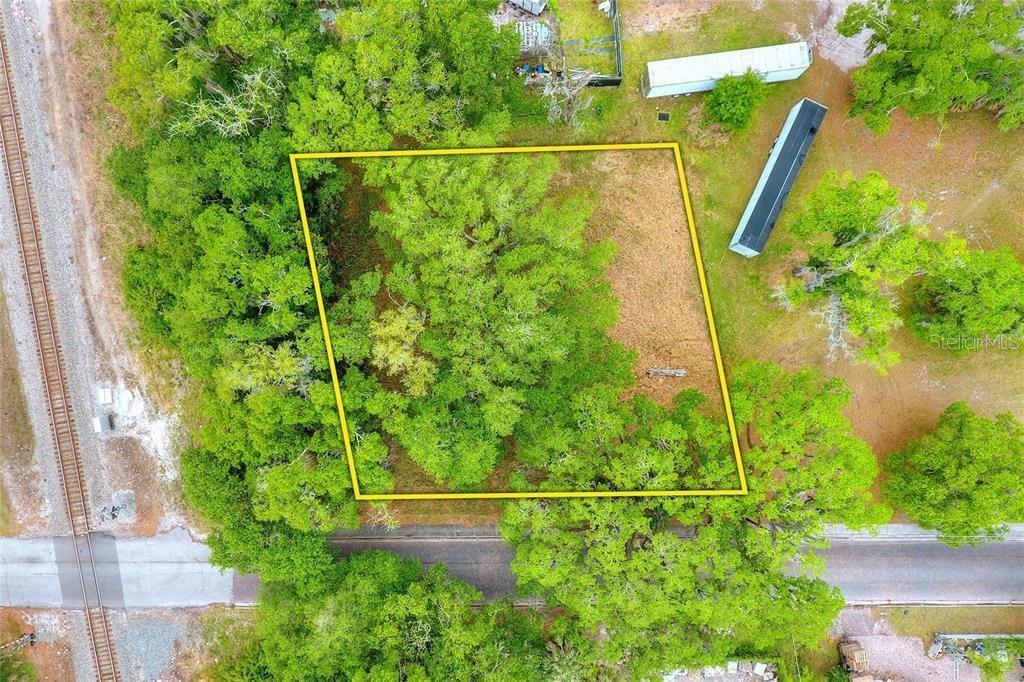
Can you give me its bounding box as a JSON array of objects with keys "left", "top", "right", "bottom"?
[{"left": 0, "top": 19, "right": 118, "bottom": 682}]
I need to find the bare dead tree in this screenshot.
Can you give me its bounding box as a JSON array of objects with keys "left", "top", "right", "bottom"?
[
  {"left": 816, "top": 291, "right": 852, "bottom": 361},
  {"left": 770, "top": 283, "right": 795, "bottom": 311},
  {"left": 367, "top": 501, "right": 400, "bottom": 530},
  {"left": 171, "top": 68, "right": 285, "bottom": 138},
  {"left": 543, "top": 65, "right": 594, "bottom": 126}
]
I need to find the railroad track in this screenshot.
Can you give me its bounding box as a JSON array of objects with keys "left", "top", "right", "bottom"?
[{"left": 0, "top": 18, "right": 119, "bottom": 682}]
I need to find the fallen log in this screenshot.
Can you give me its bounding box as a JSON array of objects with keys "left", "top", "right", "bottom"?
[{"left": 645, "top": 367, "right": 686, "bottom": 378}]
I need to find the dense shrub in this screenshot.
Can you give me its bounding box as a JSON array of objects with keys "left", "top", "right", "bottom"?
[{"left": 704, "top": 70, "right": 768, "bottom": 131}]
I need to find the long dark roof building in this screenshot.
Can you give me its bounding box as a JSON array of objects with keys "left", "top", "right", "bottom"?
[{"left": 729, "top": 97, "right": 827, "bottom": 257}]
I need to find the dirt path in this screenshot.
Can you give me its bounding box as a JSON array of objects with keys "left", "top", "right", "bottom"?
[{"left": 0, "top": 286, "right": 40, "bottom": 535}]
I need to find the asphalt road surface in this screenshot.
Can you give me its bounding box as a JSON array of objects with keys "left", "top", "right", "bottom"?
[
  {"left": 328, "top": 525, "right": 1024, "bottom": 605},
  {"left": 820, "top": 538, "right": 1024, "bottom": 605},
  {"left": 328, "top": 526, "right": 521, "bottom": 602},
  {"left": 5, "top": 525, "right": 1022, "bottom": 607},
  {"left": 0, "top": 529, "right": 258, "bottom": 608}
]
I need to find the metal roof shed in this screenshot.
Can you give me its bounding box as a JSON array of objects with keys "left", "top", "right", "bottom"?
[
  {"left": 507, "top": 0, "right": 547, "bottom": 15},
  {"left": 642, "top": 41, "right": 812, "bottom": 98},
  {"left": 729, "top": 98, "right": 827, "bottom": 258}
]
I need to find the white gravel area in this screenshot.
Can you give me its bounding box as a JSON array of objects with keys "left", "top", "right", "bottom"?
[
  {"left": 854, "top": 635, "right": 983, "bottom": 681},
  {"left": 837, "top": 606, "right": 895, "bottom": 637},
  {"left": 112, "top": 611, "right": 188, "bottom": 682},
  {"left": 66, "top": 609, "right": 94, "bottom": 682}
]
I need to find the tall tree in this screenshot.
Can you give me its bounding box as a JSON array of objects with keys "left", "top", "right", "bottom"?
[
  {"left": 839, "top": 0, "right": 1024, "bottom": 133},
  {"left": 286, "top": 0, "right": 522, "bottom": 152},
  {"left": 105, "top": 0, "right": 527, "bottom": 588},
  {"left": 884, "top": 401, "right": 1024, "bottom": 545},
  {"left": 777, "top": 171, "right": 946, "bottom": 372},
  {"left": 105, "top": 0, "right": 324, "bottom": 132},
  {"left": 911, "top": 247, "right": 1024, "bottom": 352},
  {"left": 321, "top": 153, "right": 634, "bottom": 490}
]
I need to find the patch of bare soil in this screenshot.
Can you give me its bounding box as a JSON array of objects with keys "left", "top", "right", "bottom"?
[
  {"left": 807, "top": 0, "right": 872, "bottom": 72},
  {"left": 100, "top": 436, "right": 165, "bottom": 536},
  {"left": 621, "top": 0, "right": 718, "bottom": 34},
  {"left": 0, "top": 289, "right": 42, "bottom": 536},
  {"left": 381, "top": 499, "right": 505, "bottom": 528},
  {"left": 585, "top": 150, "right": 727, "bottom": 416},
  {"left": 1, "top": 609, "right": 74, "bottom": 682}
]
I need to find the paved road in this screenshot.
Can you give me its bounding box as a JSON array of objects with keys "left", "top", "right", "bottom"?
[
  {"left": 328, "top": 526, "right": 520, "bottom": 601},
  {"left": 4, "top": 525, "right": 1023, "bottom": 607},
  {"left": 0, "top": 528, "right": 258, "bottom": 608},
  {"left": 820, "top": 538, "right": 1024, "bottom": 605},
  {"left": 328, "top": 524, "right": 1024, "bottom": 605}
]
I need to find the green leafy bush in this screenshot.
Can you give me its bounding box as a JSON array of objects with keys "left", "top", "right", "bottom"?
[{"left": 704, "top": 70, "right": 768, "bottom": 131}]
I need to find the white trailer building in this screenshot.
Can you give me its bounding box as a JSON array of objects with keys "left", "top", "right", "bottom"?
[{"left": 642, "top": 41, "right": 812, "bottom": 98}]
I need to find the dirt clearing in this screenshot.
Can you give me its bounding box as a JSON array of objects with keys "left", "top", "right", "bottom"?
[
  {"left": 662, "top": 3, "right": 1024, "bottom": 464},
  {"left": 0, "top": 608, "right": 74, "bottom": 681},
  {"left": 574, "top": 149, "right": 726, "bottom": 415},
  {"left": 704, "top": 57, "right": 1024, "bottom": 460}
]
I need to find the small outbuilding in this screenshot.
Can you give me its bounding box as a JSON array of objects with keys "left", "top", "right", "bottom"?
[
  {"left": 729, "top": 97, "right": 827, "bottom": 258},
  {"left": 507, "top": 0, "right": 547, "bottom": 15},
  {"left": 642, "top": 41, "right": 812, "bottom": 98}
]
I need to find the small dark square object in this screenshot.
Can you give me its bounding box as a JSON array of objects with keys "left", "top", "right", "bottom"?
[{"left": 657, "top": 111, "right": 671, "bottom": 122}]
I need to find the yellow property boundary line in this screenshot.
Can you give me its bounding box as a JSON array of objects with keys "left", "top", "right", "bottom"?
[{"left": 289, "top": 142, "right": 748, "bottom": 500}]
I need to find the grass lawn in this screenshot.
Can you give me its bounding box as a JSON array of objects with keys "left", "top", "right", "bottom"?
[
  {"left": 0, "top": 288, "right": 34, "bottom": 536},
  {"left": 883, "top": 606, "right": 1024, "bottom": 642},
  {"left": 553, "top": 0, "right": 619, "bottom": 75}
]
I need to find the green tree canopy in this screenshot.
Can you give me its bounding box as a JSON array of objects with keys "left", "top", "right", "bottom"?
[
  {"left": 105, "top": 0, "right": 527, "bottom": 587},
  {"left": 839, "top": 0, "right": 1024, "bottom": 133},
  {"left": 286, "top": 0, "right": 522, "bottom": 152},
  {"left": 884, "top": 401, "right": 1024, "bottom": 545},
  {"left": 779, "top": 171, "right": 951, "bottom": 372},
  {"left": 911, "top": 247, "right": 1024, "bottom": 353},
  {"left": 314, "top": 153, "right": 636, "bottom": 491},
  {"left": 105, "top": 0, "right": 324, "bottom": 132},
  {"left": 220, "top": 551, "right": 549, "bottom": 681}
]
